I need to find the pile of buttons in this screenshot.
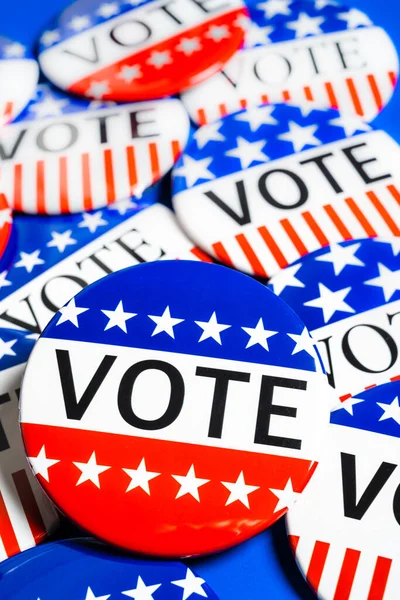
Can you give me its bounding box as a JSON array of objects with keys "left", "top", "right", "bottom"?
[{"left": 0, "top": 0, "right": 399, "bottom": 598}]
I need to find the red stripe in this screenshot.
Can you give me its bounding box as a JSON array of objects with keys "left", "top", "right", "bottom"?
[
  {"left": 59, "top": 156, "right": 69, "bottom": 213},
  {"left": 261, "top": 94, "right": 269, "bottom": 104},
  {"left": 345, "top": 197, "right": 377, "bottom": 237},
  {"left": 197, "top": 109, "right": 207, "bottom": 125},
  {"left": 304, "top": 86, "right": 314, "bottom": 101},
  {"left": 36, "top": 160, "right": 46, "bottom": 214},
  {"left": 258, "top": 225, "right": 288, "bottom": 268},
  {"left": 0, "top": 489, "right": 20, "bottom": 557},
  {"left": 212, "top": 241, "right": 234, "bottom": 267},
  {"left": 390, "top": 374, "right": 400, "bottom": 382},
  {"left": 367, "top": 74, "right": 383, "bottom": 111},
  {"left": 12, "top": 469, "right": 47, "bottom": 542},
  {"left": 219, "top": 104, "right": 228, "bottom": 117},
  {"left": 323, "top": 205, "right": 352, "bottom": 240},
  {"left": 81, "top": 153, "right": 93, "bottom": 211},
  {"left": 190, "top": 247, "right": 213, "bottom": 262},
  {"left": 282, "top": 90, "right": 291, "bottom": 101},
  {"left": 13, "top": 164, "right": 23, "bottom": 212},
  {"left": 280, "top": 219, "right": 308, "bottom": 256},
  {"left": 149, "top": 142, "right": 161, "bottom": 182},
  {"left": 302, "top": 212, "right": 329, "bottom": 246},
  {"left": 325, "top": 82, "right": 339, "bottom": 109},
  {"left": 171, "top": 140, "right": 181, "bottom": 162},
  {"left": 367, "top": 556, "right": 392, "bottom": 600},
  {"left": 307, "top": 541, "right": 330, "bottom": 592},
  {"left": 389, "top": 71, "right": 397, "bottom": 88},
  {"left": 364, "top": 383, "right": 377, "bottom": 390},
  {"left": 386, "top": 184, "right": 400, "bottom": 206},
  {"left": 104, "top": 149, "right": 116, "bottom": 204},
  {"left": 239, "top": 99, "right": 247, "bottom": 109},
  {"left": 126, "top": 146, "right": 138, "bottom": 193},
  {"left": 367, "top": 190, "right": 400, "bottom": 235},
  {"left": 346, "top": 78, "right": 364, "bottom": 117},
  {"left": 3, "top": 102, "right": 13, "bottom": 123},
  {"left": 236, "top": 233, "right": 268, "bottom": 277},
  {"left": 340, "top": 393, "right": 352, "bottom": 402},
  {"left": 289, "top": 535, "right": 300, "bottom": 552},
  {"left": 333, "top": 548, "right": 361, "bottom": 600}
]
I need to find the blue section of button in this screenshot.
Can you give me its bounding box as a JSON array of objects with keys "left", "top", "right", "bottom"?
[{"left": 0, "top": 35, "right": 34, "bottom": 60}]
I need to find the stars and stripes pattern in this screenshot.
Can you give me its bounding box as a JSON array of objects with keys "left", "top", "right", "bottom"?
[
  {"left": 0, "top": 84, "right": 189, "bottom": 214},
  {"left": 0, "top": 329, "right": 59, "bottom": 562}
]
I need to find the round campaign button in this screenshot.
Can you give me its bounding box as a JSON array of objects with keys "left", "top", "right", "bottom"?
[
  {"left": 269, "top": 237, "right": 400, "bottom": 407},
  {"left": 172, "top": 103, "right": 400, "bottom": 278},
  {"left": 0, "top": 538, "right": 219, "bottom": 599},
  {"left": 20, "top": 260, "right": 329, "bottom": 557},
  {"left": 181, "top": 0, "right": 398, "bottom": 125},
  {"left": 0, "top": 328, "right": 59, "bottom": 562},
  {"left": 286, "top": 379, "right": 400, "bottom": 600},
  {"left": 38, "top": 0, "right": 248, "bottom": 102},
  {"left": 0, "top": 36, "right": 39, "bottom": 126},
  {"left": 0, "top": 83, "right": 190, "bottom": 214}
]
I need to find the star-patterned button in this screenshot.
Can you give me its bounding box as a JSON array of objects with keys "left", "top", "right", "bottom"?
[
  {"left": 286, "top": 13, "right": 325, "bottom": 37},
  {"left": 123, "top": 458, "right": 160, "bottom": 494},
  {"left": 122, "top": 576, "right": 161, "bottom": 600},
  {"left": 174, "top": 155, "right": 215, "bottom": 187},
  {"left": 225, "top": 136, "right": 269, "bottom": 168},
  {"left": 85, "top": 587, "right": 111, "bottom": 600},
  {"left": 28, "top": 445, "right": 60, "bottom": 482},
  {"left": 195, "top": 122, "right": 225, "bottom": 149},
  {"left": 78, "top": 212, "right": 108, "bottom": 233},
  {"left": 14, "top": 250, "right": 45, "bottom": 273},
  {"left": 102, "top": 300, "right": 137, "bottom": 332},
  {"left": 148, "top": 306, "right": 184, "bottom": 338},
  {"left": 73, "top": 451, "right": 111, "bottom": 488},
  {"left": 316, "top": 242, "right": 365, "bottom": 275},
  {"left": 242, "top": 318, "right": 278, "bottom": 350},
  {"left": 47, "top": 230, "right": 77, "bottom": 253},
  {"left": 271, "top": 263, "right": 305, "bottom": 296},
  {"left": 172, "top": 465, "right": 210, "bottom": 501},
  {"left": 331, "top": 396, "right": 365, "bottom": 416},
  {"left": 365, "top": 263, "right": 400, "bottom": 302},
  {"left": 222, "top": 471, "right": 259, "bottom": 508},
  {"left": 287, "top": 328, "right": 317, "bottom": 357},
  {"left": 171, "top": 569, "right": 208, "bottom": 599},
  {"left": 0, "top": 336, "right": 17, "bottom": 359},
  {"left": 57, "top": 298, "right": 89, "bottom": 328},
  {"left": 234, "top": 105, "right": 278, "bottom": 132},
  {"left": 195, "top": 311, "right": 231, "bottom": 344},
  {"left": 270, "top": 478, "right": 301, "bottom": 512},
  {"left": 256, "top": 0, "right": 292, "bottom": 18},
  {"left": 278, "top": 121, "right": 321, "bottom": 152},
  {"left": 377, "top": 396, "right": 400, "bottom": 425},
  {"left": 304, "top": 283, "right": 355, "bottom": 323}
]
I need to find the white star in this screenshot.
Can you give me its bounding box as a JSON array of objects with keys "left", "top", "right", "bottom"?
[
  {"left": 278, "top": 121, "right": 321, "bottom": 152},
  {"left": 195, "top": 311, "right": 231, "bottom": 344},
  {"left": 195, "top": 122, "right": 225, "bottom": 149},
  {"left": 172, "top": 465, "right": 210, "bottom": 501},
  {"left": 69, "top": 15, "right": 91, "bottom": 31},
  {"left": 329, "top": 115, "right": 371, "bottom": 137},
  {"left": 78, "top": 212, "right": 108, "bottom": 233},
  {"left": 174, "top": 155, "right": 214, "bottom": 187},
  {"left": 41, "top": 30, "right": 61, "bottom": 46},
  {"left": 206, "top": 24, "right": 230, "bottom": 41},
  {"left": 338, "top": 8, "right": 372, "bottom": 29},
  {"left": 0, "top": 337, "right": 17, "bottom": 359},
  {"left": 172, "top": 569, "right": 208, "bottom": 599},
  {"left": 316, "top": 242, "right": 365, "bottom": 275},
  {"left": 287, "top": 328, "right": 317, "bottom": 357},
  {"left": 96, "top": 2, "right": 119, "bottom": 18},
  {"left": 242, "top": 318, "right": 278, "bottom": 351},
  {"left": 28, "top": 446, "right": 59, "bottom": 482},
  {"left": 315, "top": 0, "right": 338, "bottom": 8},
  {"left": 222, "top": 471, "right": 259, "bottom": 508},
  {"left": 304, "top": 283, "right": 355, "bottom": 323},
  {"left": 122, "top": 576, "right": 161, "bottom": 600},
  {"left": 270, "top": 263, "right": 305, "bottom": 296},
  {"left": 244, "top": 23, "right": 274, "bottom": 47},
  {"left": 148, "top": 306, "right": 184, "bottom": 338},
  {"left": 117, "top": 64, "right": 142, "bottom": 82},
  {"left": 234, "top": 105, "right": 278, "bottom": 132},
  {"left": 331, "top": 396, "right": 364, "bottom": 416},
  {"left": 85, "top": 587, "right": 111, "bottom": 600},
  {"left": 0, "top": 208, "right": 11, "bottom": 229},
  {"left": 377, "top": 397, "right": 400, "bottom": 425},
  {"left": 102, "top": 300, "right": 137, "bottom": 333},
  {"left": 176, "top": 36, "right": 202, "bottom": 55},
  {"left": 57, "top": 298, "right": 89, "bottom": 328},
  {"left": 147, "top": 50, "right": 172, "bottom": 69},
  {"left": 365, "top": 263, "right": 400, "bottom": 302},
  {"left": 270, "top": 478, "right": 301, "bottom": 512},
  {"left": 15, "top": 250, "right": 45, "bottom": 273},
  {"left": 47, "top": 229, "right": 77, "bottom": 253},
  {"left": 225, "top": 137, "right": 269, "bottom": 169},
  {"left": 108, "top": 198, "right": 137, "bottom": 214},
  {"left": 87, "top": 80, "right": 110, "bottom": 99},
  {"left": 30, "top": 95, "right": 69, "bottom": 118},
  {"left": 73, "top": 451, "right": 111, "bottom": 488},
  {"left": 0, "top": 271, "right": 11, "bottom": 289},
  {"left": 256, "top": 0, "right": 292, "bottom": 18},
  {"left": 286, "top": 13, "right": 325, "bottom": 37},
  {"left": 4, "top": 42, "right": 25, "bottom": 57},
  {"left": 123, "top": 458, "right": 160, "bottom": 494},
  {"left": 374, "top": 238, "right": 400, "bottom": 257}
]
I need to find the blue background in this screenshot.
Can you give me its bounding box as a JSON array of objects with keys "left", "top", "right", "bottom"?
[{"left": 2, "top": 1, "right": 398, "bottom": 599}]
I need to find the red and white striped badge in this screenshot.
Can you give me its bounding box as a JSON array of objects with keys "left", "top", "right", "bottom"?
[
  {"left": 0, "top": 89, "right": 189, "bottom": 214},
  {"left": 38, "top": 0, "right": 247, "bottom": 101},
  {"left": 181, "top": 2, "right": 398, "bottom": 125},
  {"left": 287, "top": 380, "right": 400, "bottom": 600},
  {"left": 0, "top": 194, "right": 13, "bottom": 268},
  {"left": 0, "top": 330, "right": 59, "bottom": 562},
  {"left": 172, "top": 103, "right": 400, "bottom": 279}
]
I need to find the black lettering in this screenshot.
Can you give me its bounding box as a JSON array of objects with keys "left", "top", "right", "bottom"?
[
  {"left": 41, "top": 275, "right": 88, "bottom": 314},
  {"left": 0, "top": 296, "right": 41, "bottom": 334},
  {"left": 56, "top": 349, "right": 116, "bottom": 420},
  {"left": 86, "top": 113, "right": 119, "bottom": 144},
  {"left": 115, "top": 230, "right": 166, "bottom": 263},
  {"left": 0, "top": 393, "right": 11, "bottom": 452},
  {"left": 36, "top": 122, "right": 79, "bottom": 153},
  {"left": 118, "top": 360, "right": 184, "bottom": 429},
  {"left": 335, "top": 38, "right": 366, "bottom": 71},
  {"left": 204, "top": 181, "right": 250, "bottom": 225},
  {"left": 219, "top": 68, "right": 239, "bottom": 88},
  {"left": 343, "top": 324, "right": 398, "bottom": 374},
  {"left": 342, "top": 143, "right": 392, "bottom": 184},
  {"left": 151, "top": 1, "right": 183, "bottom": 24},
  {"left": 130, "top": 109, "right": 158, "bottom": 139},
  {"left": 195, "top": 367, "right": 251, "bottom": 438},
  {"left": 0, "top": 129, "right": 27, "bottom": 160},
  {"left": 255, "top": 375, "right": 306, "bottom": 448},
  {"left": 300, "top": 153, "right": 343, "bottom": 194},
  {"left": 110, "top": 20, "right": 151, "bottom": 47},
  {"left": 392, "top": 483, "right": 400, "bottom": 524},
  {"left": 189, "top": 0, "right": 229, "bottom": 12},
  {"left": 388, "top": 309, "right": 400, "bottom": 327},
  {"left": 63, "top": 36, "right": 100, "bottom": 64},
  {"left": 253, "top": 54, "right": 292, "bottom": 84},
  {"left": 341, "top": 452, "right": 396, "bottom": 520},
  {"left": 317, "top": 336, "right": 336, "bottom": 388},
  {"left": 258, "top": 169, "right": 308, "bottom": 209}
]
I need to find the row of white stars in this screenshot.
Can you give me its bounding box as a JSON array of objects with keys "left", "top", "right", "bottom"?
[
  {"left": 1, "top": 42, "right": 26, "bottom": 58},
  {"left": 332, "top": 395, "right": 400, "bottom": 425},
  {"left": 38, "top": 569, "right": 208, "bottom": 600},
  {"left": 176, "top": 111, "right": 371, "bottom": 187},
  {"left": 30, "top": 446, "right": 299, "bottom": 512},
  {"left": 56, "top": 300, "right": 317, "bottom": 356}
]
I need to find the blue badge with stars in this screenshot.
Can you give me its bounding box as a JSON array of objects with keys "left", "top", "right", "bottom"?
[
  {"left": 20, "top": 260, "right": 329, "bottom": 557},
  {"left": 269, "top": 237, "right": 400, "bottom": 405},
  {"left": 172, "top": 102, "right": 400, "bottom": 278},
  {"left": 0, "top": 538, "right": 220, "bottom": 599}
]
